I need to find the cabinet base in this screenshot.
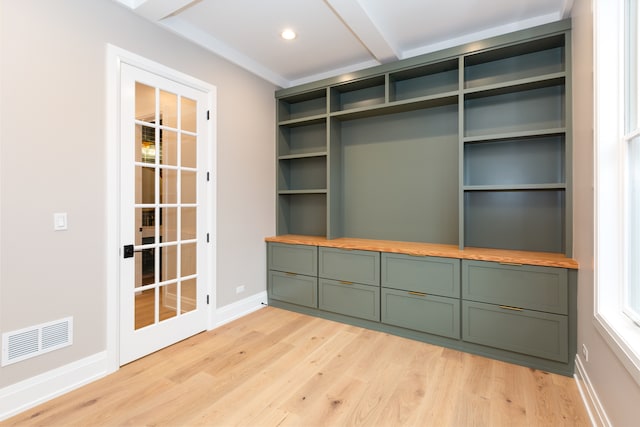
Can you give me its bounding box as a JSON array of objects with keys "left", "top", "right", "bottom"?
[{"left": 267, "top": 298, "right": 576, "bottom": 377}]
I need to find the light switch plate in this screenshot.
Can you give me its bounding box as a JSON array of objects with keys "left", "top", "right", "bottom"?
[{"left": 53, "top": 213, "right": 68, "bottom": 231}]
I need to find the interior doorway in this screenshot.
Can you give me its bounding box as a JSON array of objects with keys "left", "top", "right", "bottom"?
[{"left": 112, "top": 52, "right": 216, "bottom": 366}]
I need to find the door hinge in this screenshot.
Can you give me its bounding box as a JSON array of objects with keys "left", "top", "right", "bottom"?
[
  {"left": 206, "top": 294, "right": 210, "bottom": 305},
  {"left": 206, "top": 110, "right": 210, "bottom": 120}
]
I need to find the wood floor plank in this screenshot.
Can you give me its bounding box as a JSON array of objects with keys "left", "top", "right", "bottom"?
[{"left": 4, "top": 306, "right": 590, "bottom": 427}]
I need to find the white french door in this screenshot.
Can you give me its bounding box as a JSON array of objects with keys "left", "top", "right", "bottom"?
[{"left": 119, "top": 63, "right": 210, "bottom": 365}]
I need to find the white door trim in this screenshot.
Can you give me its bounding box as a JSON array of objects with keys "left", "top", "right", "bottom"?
[{"left": 106, "top": 44, "right": 217, "bottom": 373}]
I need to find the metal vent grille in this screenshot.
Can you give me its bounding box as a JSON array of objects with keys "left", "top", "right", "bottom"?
[{"left": 2, "top": 317, "right": 73, "bottom": 366}]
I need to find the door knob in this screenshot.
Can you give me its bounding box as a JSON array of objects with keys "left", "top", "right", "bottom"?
[{"left": 123, "top": 244, "right": 134, "bottom": 258}]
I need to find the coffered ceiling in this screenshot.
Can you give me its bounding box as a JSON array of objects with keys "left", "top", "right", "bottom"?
[{"left": 113, "top": 0, "right": 573, "bottom": 88}]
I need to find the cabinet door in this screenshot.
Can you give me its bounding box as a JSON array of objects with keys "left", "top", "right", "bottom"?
[
  {"left": 381, "top": 288, "right": 460, "bottom": 339},
  {"left": 462, "top": 260, "right": 568, "bottom": 314},
  {"left": 319, "top": 279, "right": 380, "bottom": 321},
  {"left": 462, "top": 301, "right": 568, "bottom": 362},
  {"left": 268, "top": 243, "right": 318, "bottom": 276},
  {"left": 382, "top": 253, "right": 460, "bottom": 297},
  {"left": 268, "top": 270, "right": 317, "bottom": 308},
  {"left": 318, "top": 247, "right": 380, "bottom": 285}
]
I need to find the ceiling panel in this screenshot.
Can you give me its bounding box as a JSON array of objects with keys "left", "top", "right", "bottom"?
[
  {"left": 114, "top": 0, "right": 572, "bottom": 88},
  {"left": 362, "top": 0, "right": 566, "bottom": 56}
]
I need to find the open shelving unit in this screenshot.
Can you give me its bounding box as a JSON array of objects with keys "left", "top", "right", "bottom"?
[
  {"left": 270, "top": 20, "right": 579, "bottom": 377},
  {"left": 461, "top": 31, "right": 569, "bottom": 254},
  {"left": 275, "top": 19, "right": 572, "bottom": 258}
]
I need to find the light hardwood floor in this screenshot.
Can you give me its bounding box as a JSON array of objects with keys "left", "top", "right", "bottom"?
[{"left": 5, "top": 307, "right": 590, "bottom": 426}]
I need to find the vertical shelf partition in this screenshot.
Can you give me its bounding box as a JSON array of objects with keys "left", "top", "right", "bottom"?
[
  {"left": 461, "top": 33, "right": 569, "bottom": 253},
  {"left": 275, "top": 21, "right": 572, "bottom": 257},
  {"left": 277, "top": 90, "right": 328, "bottom": 236}
]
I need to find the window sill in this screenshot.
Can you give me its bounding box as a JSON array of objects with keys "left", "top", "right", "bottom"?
[{"left": 594, "top": 310, "right": 640, "bottom": 387}]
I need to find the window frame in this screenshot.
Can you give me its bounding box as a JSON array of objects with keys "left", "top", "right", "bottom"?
[{"left": 594, "top": 0, "right": 640, "bottom": 386}]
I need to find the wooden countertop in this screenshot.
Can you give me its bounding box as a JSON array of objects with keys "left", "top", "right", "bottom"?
[{"left": 265, "top": 235, "right": 579, "bottom": 269}]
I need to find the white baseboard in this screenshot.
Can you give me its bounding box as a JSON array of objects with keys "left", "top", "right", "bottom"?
[
  {"left": 574, "top": 355, "right": 612, "bottom": 427},
  {"left": 213, "top": 291, "right": 268, "bottom": 329},
  {"left": 0, "top": 351, "right": 110, "bottom": 421},
  {"left": 0, "top": 293, "right": 267, "bottom": 421}
]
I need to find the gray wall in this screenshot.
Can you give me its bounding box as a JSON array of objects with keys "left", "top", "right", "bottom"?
[
  {"left": 572, "top": 0, "right": 640, "bottom": 425},
  {"left": 0, "top": 0, "right": 275, "bottom": 387}
]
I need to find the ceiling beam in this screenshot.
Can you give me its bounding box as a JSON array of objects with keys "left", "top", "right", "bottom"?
[
  {"left": 325, "top": 0, "right": 399, "bottom": 63},
  {"left": 160, "top": 16, "right": 290, "bottom": 88},
  {"left": 121, "top": 0, "right": 198, "bottom": 21}
]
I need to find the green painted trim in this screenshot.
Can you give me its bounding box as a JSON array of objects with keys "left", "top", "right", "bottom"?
[{"left": 564, "top": 31, "right": 574, "bottom": 258}]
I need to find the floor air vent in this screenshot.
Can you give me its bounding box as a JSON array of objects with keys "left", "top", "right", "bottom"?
[{"left": 2, "top": 317, "right": 73, "bottom": 366}]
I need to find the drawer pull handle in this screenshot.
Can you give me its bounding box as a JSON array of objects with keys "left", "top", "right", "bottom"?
[
  {"left": 499, "top": 305, "right": 524, "bottom": 312},
  {"left": 499, "top": 262, "right": 523, "bottom": 267},
  {"left": 339, "top": 280, "right": 354, "bottom": 285},
  {"left": 408, "top": 291, "right": 427, "bottom": 297},
  {"left": 285, "top": 272, "right": 297, "bottom": 276}
]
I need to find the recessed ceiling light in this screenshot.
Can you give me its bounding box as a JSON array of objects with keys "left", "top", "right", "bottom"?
[{"left": 281, "top": 29, "right": 296, "bottom": 40}]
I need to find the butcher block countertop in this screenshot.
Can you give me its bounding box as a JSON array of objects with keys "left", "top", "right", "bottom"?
[{"left": 265, "top": 235, "right": 579, "bottom": 269}]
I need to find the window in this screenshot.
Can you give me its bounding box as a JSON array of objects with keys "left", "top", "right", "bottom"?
[
  {"left": 626, "top": 0, "right": 640, "bottom": 326},
  {"left": 595, "top": 0, "right": 640, "bottom": 385}
]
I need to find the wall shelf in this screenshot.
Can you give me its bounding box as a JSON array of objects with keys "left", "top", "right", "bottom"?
[
  {"left": 274, "top": 20, "right": 572, "bottom": 257},
  {"left": 463, "top": 127, "right": 566, "bottom": 143},
  {"left": 463, "top": 72, "right": 565, "bottom": 99},
  {"left": 330, "top": 92, "right": 459, "bottom": 121},
  {"left": 278, "top": 189, "right": 328, "bottom": 195},
  {"left": 463, "top": 184, "right": 566, "bottom": 191}
]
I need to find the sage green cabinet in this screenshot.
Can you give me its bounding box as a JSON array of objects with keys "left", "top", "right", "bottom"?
[
  {"left": 462, "top": 260, "right": 568, "bottom": 314},
  {"left": 268, "top": 270, "right": 318, "bottom": 308},
  {"left": 269, "top": 16, "right": 576, "bottom": 377},
  {"left": 268, "top": 243, "right": 317, "bottom": 276},
  {"left": 317, "top": 247, "right": 381, "bottom": 321},
  {"left": 267, "top": 240, "right": 577, "bottom": 375},
  {"left": 380, "top": 254, "right": 460, "bottom": 338},
  {"left": 268, "top": 243, "right": 318, "bottom": 308},
  {"left": 318, "top": 247, "right": 380, "bottom": 286},
  {"left": 461, "top": 259, "right": 570, "bottom": 363},
  {"left": 382, "top": 253, "right": 460, "bottom": 297},
  {"left": 319, "top": 278, "right": 380, "bottom": 321},
  {"left": 462, "top": 300, "right": 568, "bottom": 362},
  {"left": 382, "top": 288, "right": 460, "bottom": 339}
]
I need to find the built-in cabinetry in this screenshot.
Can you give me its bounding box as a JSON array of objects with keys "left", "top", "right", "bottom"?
[
  {"left": 267, "top": 238, "right": 578, "bottom": 375},
  {"left": 276, "top": 20, "right": 571, "bottom": 255},
  {"left": 269, "top": 21, "right": 577, "bottom": 376},
  {"left": 267, "top": 243, "right": 318, "bottom": 308},
  {"left": 318, "top": 247, "right": 380, "bottom": 321},
  {"left": 461, "top": 260, "right": 569, "bottom": 363},
  {"left": 381, "top": 253, "right": 460, "bottom": 339}
]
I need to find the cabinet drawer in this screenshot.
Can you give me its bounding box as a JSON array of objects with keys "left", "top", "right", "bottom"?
[
  {"left": 462, "top": 260, "right": 568, "bottom": 314},
  {"left": 318, "top": 247, "right": 380, "bottom": 285},
  {"left": 382, "top": 253, "right": 460, "bottom": 297},
  {"left": 381, "top": 288, "right": 460, "bottom": 339},
  {"left": 462, "top": 301, "right": 568, "bottom": 362},
  {"left": 268, "top": 243, "right": 317, "bottom": 276},
  {"left": 268, "top": 270, "right": 317, "bottom": 308},
  {"left": 319, "top": 279, "right": 380, "bottom": 321}
]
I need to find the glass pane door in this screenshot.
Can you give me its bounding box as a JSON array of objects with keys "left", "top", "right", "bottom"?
[
  {"left": 133, "top": 82, "right": 199, "bottom": 329},
  {"left": 119, "top": 62, "right": 209, "bottom": 365}
]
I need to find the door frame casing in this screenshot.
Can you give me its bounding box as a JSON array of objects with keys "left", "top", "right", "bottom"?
[{"left": 106, "top": 44, "right": 217, "bottom": 373}]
